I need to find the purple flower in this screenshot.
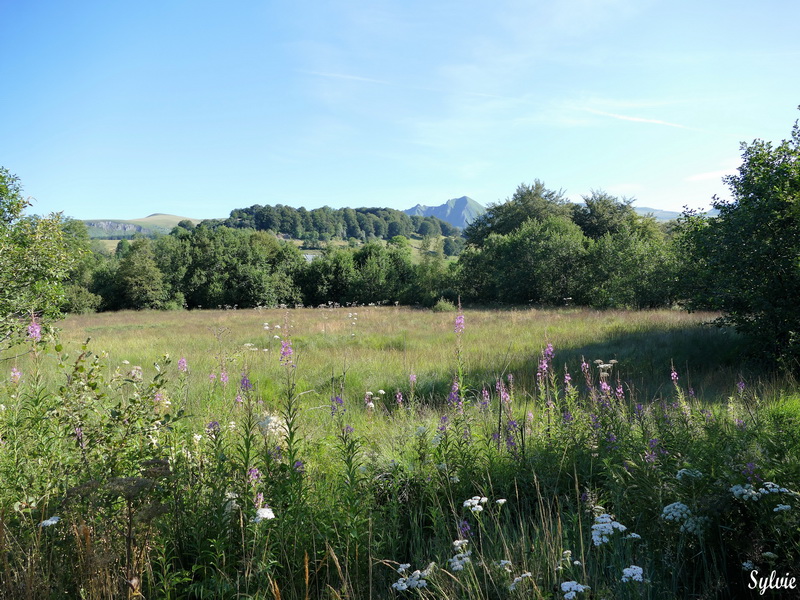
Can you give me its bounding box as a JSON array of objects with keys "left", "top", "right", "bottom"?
[
  {"left": 648, "top": 438, "right": 659, "bottom": 449},
  {"left": 480, "top": 386, "right": 490, "bottom": 410},
  {"left": 458, "top": 519, "right": 471, "bottom": 537},
  {"left": 409, "top": 373, "right": 417, "bottom": 385},
  {"left": 209, "top": 373, "right": 217, "bottom": 383},
  {"left": 235, "top": 393, "right": 243, "bottom": 404},
  {"left": 671, "top": 369, "right": 679, "bottom": 383},
  {"left": 343, "top": 424, "right": 354, "bottom": 435},
  {"left": 10, "top": 367, "right": 21, "bottom": 384},
  {"left": 562, "top": 410, "right": 573, "bottom": 425},
  {"left": 177, "top": 357, "right": 188, "bottom": 373},
  {"left": 206, "top": 421, "right": 221, "bottom": 436},
  {"left": 221, "top": 370, "right": 229, "bottom": 385},
  {"left": 255, "top": 491, "right": 264, "bottom": 509},
  {"left": 634, "top": 403, "right": 644, "bottom": 416},
  {"left": 280, "top": 339, "right": 294, "bottom": 365},
  {"left": 74, "top": 426, "right": 86, "bottom": 449},
  {"left": 564, "top": 371, "right": 572, "bottom": 387},
  {"left": 240, "top": 373, "right": 252, "bottom": 391},
  {"left": 27, "top": 319, "right": 41, "bottom": 342},
  {"left": 154, "top": 392, "right": 164, "bottom": 404},
  {"left": 293, "top": 460, "right": 305, "bottom": 473},
  {"left": 507, "top": 373, "right": 514, "bottom": 384},
  {"left": 454, "top": 313, "right": 465, "bottom": 335},
  {"left": 742, "top": 462, "right": 762, "bottom": 483},
  {"left": 737, "top": 381, "right": 746, "bottom": 393},
  {"left": 395, "top": 390, "right": 403, "bottom": 405},
  {"left": 438, "top": 415, "right": 449, "bottom": 433},
  {"left": 248, "top": 467, "right": 261, "bottom": 485},
  {"left": 448, "top": 378, "right": 461, "bottom": 409},
  {"left": 330, "top": 395, "right": 345, "bottom": 416},
  {"left": 735, "top": 418, "right": 746, "bottom": 430}
]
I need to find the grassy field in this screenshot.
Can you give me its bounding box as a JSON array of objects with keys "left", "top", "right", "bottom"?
[{"left": 2, "top": 307, "right": 798, "bottom": 599}]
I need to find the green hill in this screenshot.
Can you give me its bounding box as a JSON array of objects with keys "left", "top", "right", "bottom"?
[{"left": 83, "top": 213, "right": 200, "bottom": 238}]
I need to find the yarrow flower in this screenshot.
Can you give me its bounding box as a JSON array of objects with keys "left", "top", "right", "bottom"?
[
  {"left": 463, "top": 496, "right": 488, "bottom": 514},
  {"left": 392, "top": 563, "right": 434, "bottom": 591},
  {"left": 661, "top": 502, "right": 691, "bottom": 523},
  {"left": 447, "top": 539, "right": 472, "bottom": 571},
  {"left": 591, "top": 513, "right": 627, "bottom": 545},
  {"left": 508, "top": 572, "right": 532, "bottom": 591},
  {"left": 774, "top": 504, "right": 792, "bottom": 512},
  {"left": 560, "top": 580, "right": 590, "bottom": 599},
  {"left": 621, "top": 565, "right": 644, "bottom": 583},
  {"left": 676, "top": 468, "right": 703, "bottom": 481},
  {"left": 251, "top": 506, "right": 275, "bottom": 522},
  {"left": 39, "top": 516, "right": 60, "bottom": 527}
]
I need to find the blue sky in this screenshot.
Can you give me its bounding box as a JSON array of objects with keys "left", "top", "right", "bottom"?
[{"left": 2, "top": 0, "right": 799, "bottom": 220}]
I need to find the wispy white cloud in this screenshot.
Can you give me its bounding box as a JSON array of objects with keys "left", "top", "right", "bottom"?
[
  {"left": 301, "top": 70, "right": 392, "bottom": 86},
  {"left": 582, "top": 108, "right": 692, "bottom": 129}
]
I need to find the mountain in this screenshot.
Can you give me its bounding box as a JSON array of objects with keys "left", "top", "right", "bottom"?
[
  {"left": 404, "top": 196, "right": 486, "bottom": 229},
  {"left": 631, "top": 206, "right": 682, "bottom": 221},
  {"left": 83, "top": 213, "right": 200, "bottom": 238}
]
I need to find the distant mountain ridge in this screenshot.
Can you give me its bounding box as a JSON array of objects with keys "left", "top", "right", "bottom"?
[
  {"left": 83, "top": 213, "right": 200, "bottom": 238},
  {"left": 404, "top": 196, "right": 486, "bottom": 229}
]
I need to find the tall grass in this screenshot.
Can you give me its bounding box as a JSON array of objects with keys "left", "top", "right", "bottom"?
[{"left": 0, "top": 307, "right": 797, "bottom": 599}]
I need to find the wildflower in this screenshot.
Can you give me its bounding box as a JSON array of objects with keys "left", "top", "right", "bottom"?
[
  {"left": 206, "top": 421, "right": 221, "bottom": 436},
  {"left": 742, "top": 561, "right": 755, "bottom": 571},
  {"left": 378, "top": 389, "right": 385, "bottom": 395},
  {"left": 392, "top": 563, "right": 434, "bottom": 590},
  {"left": 280, "top": 339, "right": 293, "bottom": 365},
  {"left": 509, "top": 572, "right": 532, "bottom": 591},
  {"left": 409, "top": 373, "right": 417, "bottom": 384},
  {"left": 331, "top": 395, "right": 344, "bottom": 416},
  {"left": 254, "top": 492, "right": 264, "bottom": 508},
  {"left": 235, "top": 394, "right": 243, "bottom": 404},
  {"left": 463, "top": 496, "right": 488, "bottom": 514},
  {"left": 562, "top": 410, "right": 573, "bottom": 425},
  {"left": 248, "top": 467, "right": 261, "bottom": 485},
  {"left": 221, "top": 370, "right": 229, "bottom": 385},
  {"left": 671, "top": 368, "right": 678, "bottom": 383},
  {"left": 397, "top": 564, "right": 411, "bottom": 573},
  {"left": 153, "top": 392, "right": 164, "bottom": 404},
  {"left": 27, "top": 318, "right": 41, "bottom": 342},
  {"left": 449, "top": 474, "right": 460, "bottom": 483},
  {"left": 273, "top": 334, "right": 280, "bottom": 339},
  {"left": 774, "top": 504, "right": 791, "bottom": 512},
  {"left": 676, "top": 468, "right": 703, "bottom": 481},
  {"left": 193, "top": 434, "right": 202, "bottom": 443},
  {"left": 591, "top": 513, "right": 627, "bottom": 545},
  {"left": 343, "top": 424, "right": 354, "bottom": 435},
  {"left": 621, "top": 565, "right": 644, "bottom": 583},
  {"left": 177, "top": 357, "right": 188, "bottom": 372},
  {"left": 458, "top": 519, "right": 471, "bottom": 537},
  {"left": 480, "top": 386, "right": 490, "bottom": 410},
  {"left": 454, "top": 312, "right": 465, "bottom": 335},
  {"left": 625, "top": 532, "right": 641, "bottom": 540},
  {"left": 661, "top": 502, "right": 691, "bottom": 523},
  {"left": 395, "top": 390, "right": 403, "bottom": 405},
  {"left": 10, "top": 367, "right": 21, "bottom": 384},
  {"left": 495, "top": 559, "right": 512, "bottom": 571},
  {"left": 762, "top": 551, "right": 778, "bottom": 560},
  {"left": 738, "top": 380, "right": 746, "bottom": 392},
  {"left": 130, "top": 366, "right": 143, "bottom": 381},
  {"left": 496, "top": 498, "right": 507, "bottom": 505},
  {"left": 730, "top": 483, "right": 761, "bottom": 501},
  {"left": 251, "top": 506, "right": 275, "bottom": 522},
  {"left": 39, "top": 516, "right": 61, "bottom": 527},
  {"left": 560, "top": 580, "right": 590, "bottom": 599},
  {"left": 209, "top": 373, "right": 217, "bottom": 383},
  {"left": 293, "top": 460, "right": 305, "bottom": 473}
]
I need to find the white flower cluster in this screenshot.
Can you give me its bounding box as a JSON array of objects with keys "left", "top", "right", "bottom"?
[
  {"left": 494, "top": 559, "right": 512, "bottom": 572},
  {"left": 560, "top": 580, "right": 590, "bottom": 599},
  {"left": 676, "top": 468, "right": 703, "bottom": 481},
  {"left": 730, "top": 484, "right": 760, "bottom": 501},
  {"left": 661, "top": 502, "right": 691, "bottom": 523},
  {"left": 448, "top": 539, "right": 472, "bottom": 571},
  {"left": 591, "top": 513, "right": 627, "bottom": 545},
  {"left": 392, "top": 563, "right": 434, "bottom": 591},
  {"left": 39, "top": 516, "right": 60, "bottom": 527},
  {"left": 463, "top": 496, "right": 488, "bottom": 514},
  {"left": 251, "top": 507, "right": 275, "bottom": 523},
  {"left": 774, "top": 504, "right": 792, "bottom": 512},
  {"left": 742, "top": 560, "right": 755, "bottom": 571},
  {"left": 759, "top": 482, "right": 792, "bottom": 495},
  {"left": 509, "top": 572, "right": 532, "bottom": 591},
  {"left": 621, "top": 565, "right": 644, "bottom": 583},
  {"left": 681, "top": 515, "right": 710, "bottom": 536},
  {"left": 557, "top": 550, "right": 581, "bottom": 570}
]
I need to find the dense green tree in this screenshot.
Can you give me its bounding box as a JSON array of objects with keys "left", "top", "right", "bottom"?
[
  {"left": 572, "top": 190, "right": 637, "bottom": 239},
  {"left": 115, "top": 238, "right": 166, "bottom": 309},
  {"left": 0, "top": 167, "right": 76, "bottom": 343},
  {"left": 464, "top": 180, "right": 571, "bottom": 246},
  {"left": 678, "top": 116, "right": 800, "bottom": 364}
]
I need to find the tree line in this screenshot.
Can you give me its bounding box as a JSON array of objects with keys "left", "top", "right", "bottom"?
[{"left": 3, "top": 112, "right": 799, "bottom": 365}]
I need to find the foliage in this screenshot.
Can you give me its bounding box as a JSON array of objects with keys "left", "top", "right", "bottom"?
[
  {"left": 0, "top": 167, "right": 77, "bottom": 345},
  {"left": 678, "top": 116, "right": 800, "bottom": 365}
]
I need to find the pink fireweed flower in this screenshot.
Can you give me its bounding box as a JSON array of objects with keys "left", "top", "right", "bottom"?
[
  {"left": 177, "top": 357, "right": 188, "bottom": 372},
  {"left": 280, "top": 339, "right": 294, "bottom": 365},
  {"left": 454, "top": 313, "right": 465, "bottom": 335},
  {"left": 671, "top": 368, "right": 679, "bottom": 383},
  {"left": 235, "top": 393, "right": 243, "bottom": 404},
  {"left": 10, "top": 367, "right": 21, "bottom": 384},
  {"left": 409, "top": 373, "right": 417, "bottom": 384},
  {"left": 220, "top": 370, "right": 229, "bottom": 385},
  {"left": 395, "top": 390, "right": 403, "bottom": 406},
  {"left": 27, "top": 319, "right": 41, "bottom": 342}
]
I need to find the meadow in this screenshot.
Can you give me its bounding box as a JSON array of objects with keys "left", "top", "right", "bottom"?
[{"left": 1, "top": 306, "right": 799, "bottom": 599}]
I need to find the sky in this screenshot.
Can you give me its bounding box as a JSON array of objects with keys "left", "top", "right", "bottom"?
[{"left": 2, "top": 0, "right": 799, "bottom": 221}]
